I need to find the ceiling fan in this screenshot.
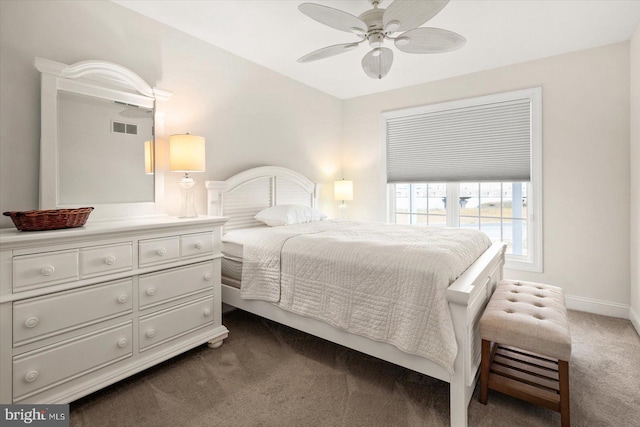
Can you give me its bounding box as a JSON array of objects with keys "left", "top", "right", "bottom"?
[{"left": 297, "top": 0, "right": 465, "bottom": 79}]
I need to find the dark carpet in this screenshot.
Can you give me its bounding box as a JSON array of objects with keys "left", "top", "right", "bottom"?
[{"left": 70, "top": 309, "right": 640, "bottom": 426}]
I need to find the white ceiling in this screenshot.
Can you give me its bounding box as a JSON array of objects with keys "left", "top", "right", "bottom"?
[{"left": 113, "top": 0, "right": 640, "bottom": 100}]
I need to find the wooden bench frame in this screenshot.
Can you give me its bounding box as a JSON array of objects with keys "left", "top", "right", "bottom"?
[{"left": 480, "top": 340, "right": 570, "bottom": 426}]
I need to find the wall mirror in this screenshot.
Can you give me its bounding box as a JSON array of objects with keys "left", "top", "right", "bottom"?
[{"left": 36, "top": 57, "right": 172, "bottom": 220}]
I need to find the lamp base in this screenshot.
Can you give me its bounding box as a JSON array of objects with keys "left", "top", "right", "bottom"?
[
  {"left": 338, "top": 202, "right": 348, "bottom": 220},
  {"left": 178, "top": 175, "right": 198, "bottom": 218}
]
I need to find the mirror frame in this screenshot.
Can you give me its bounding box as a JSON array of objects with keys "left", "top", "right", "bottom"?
[{"left": 35, "top": 57, "right": 172, "bottom": 220}]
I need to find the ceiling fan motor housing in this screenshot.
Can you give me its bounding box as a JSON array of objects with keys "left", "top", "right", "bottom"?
[{"left": 359, "top": 8, "right": 386, "bottom": 48}]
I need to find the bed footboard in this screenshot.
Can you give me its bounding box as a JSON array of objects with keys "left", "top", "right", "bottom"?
[{"left": 447, "top": 242, "right": 506, "bottom": 427}]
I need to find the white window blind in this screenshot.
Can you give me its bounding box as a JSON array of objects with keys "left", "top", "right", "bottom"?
[{"left": 385, "top": 95, "right": 532, "bottom": 183}]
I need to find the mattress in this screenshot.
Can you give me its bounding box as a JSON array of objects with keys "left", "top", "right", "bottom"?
[
  {"left": 220, "top": 220, "right": 492, "bottom": 372},
  {"left": 221, "top": 227, "right": 267, "bottom": 287},
  {"left": 239, "top": 219, "right": 492, "bottom": 373},
  {"left": 221, "top": 258, "right": 242, "bottom": 287},
  {"left": 222, "top": 227, "right": 266, "bottom": 259}
]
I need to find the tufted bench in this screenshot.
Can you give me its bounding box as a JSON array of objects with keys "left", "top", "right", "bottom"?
[{"left": 479, "top": 279, "right": 572, "bottom": 426}]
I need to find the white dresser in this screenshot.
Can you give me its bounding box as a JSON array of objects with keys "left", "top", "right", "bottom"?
[{"left": 0, "top": 216, "right": 228, "bottom": 404}]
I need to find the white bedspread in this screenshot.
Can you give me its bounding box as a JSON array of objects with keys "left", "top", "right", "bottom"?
[{"left": 240, "top": 220, "right": 492, "bottom": 373}]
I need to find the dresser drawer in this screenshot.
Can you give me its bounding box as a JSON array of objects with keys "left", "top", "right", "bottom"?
[
  {"left": 180, "top": 232, "right": 214, "bottom": 259},
  {"left": 139, "top": 237, "right": 180, "bottom": 267},
  {"left": 80, "top": 243, "right": 132, "bottom": 278},
  {"left": 139, "top": 297, "right": 214, "bottom": 351},
  {"left": 139, "top": 262, "right": 214, "bottom": 310},
  {"left": 13, "top": 279, "right": 133, "bottom": 346},
  {"left": 13, "top": 322, "right": 133, "bottom": 401},
  {"left": 13, "top": 250, "right": 79, "bottom": 291}
]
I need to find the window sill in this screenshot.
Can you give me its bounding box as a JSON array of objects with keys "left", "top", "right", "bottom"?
[{"left": 505, "top": 257, "right": 542, "bottom": 273}]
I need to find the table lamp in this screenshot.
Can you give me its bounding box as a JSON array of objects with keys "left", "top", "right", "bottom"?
[
  {"left": 169, "top": 133, "right": 205, "bottom": 218},
  {"left": 334, "top": 180, "right": 353, "bottom": 219}
]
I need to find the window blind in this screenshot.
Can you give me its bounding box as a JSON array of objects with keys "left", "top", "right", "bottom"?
[{"left": 385, "top": 98, "right": 532, "bottom": 183}]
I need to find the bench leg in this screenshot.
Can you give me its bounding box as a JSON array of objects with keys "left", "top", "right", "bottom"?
[
  {"left": 479, "top": 339, "right": 490, "bottom": 404},
  {"left": 559, "top": 360, "right": 570, "bottom": 427}
]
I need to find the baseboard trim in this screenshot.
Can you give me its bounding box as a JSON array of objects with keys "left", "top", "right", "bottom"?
[
  {"left": 565, "top": 294, "right": 629, "bottom": 319},
  {"left": 630, "top": 306, "right": 640, "bottom": 337}
]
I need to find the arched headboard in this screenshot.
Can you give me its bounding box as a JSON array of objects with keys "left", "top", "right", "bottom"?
[{"left": 205, "top": 166, "right": 319, "bottom": 231}]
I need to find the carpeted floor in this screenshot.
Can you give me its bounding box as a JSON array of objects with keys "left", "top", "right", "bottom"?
[{"left": 70, "top": 309, "right": 640, "bottom": 427}]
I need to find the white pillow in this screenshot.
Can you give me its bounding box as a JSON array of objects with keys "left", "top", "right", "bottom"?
[{"left": 254, "top": 204, "right": 326, "bottom": 227}]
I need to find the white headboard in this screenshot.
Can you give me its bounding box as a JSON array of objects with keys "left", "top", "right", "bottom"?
[{"left": 205, "top": 166, "right": 319, "bottom": 231}]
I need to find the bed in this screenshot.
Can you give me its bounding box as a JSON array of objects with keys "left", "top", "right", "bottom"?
[{"left": 206, "top": 166, "right": 505, "bottom": 427}]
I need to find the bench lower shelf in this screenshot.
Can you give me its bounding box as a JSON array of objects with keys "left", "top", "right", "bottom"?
[{"left": 480, "top": 341, "right": 570, "bottom": 426}]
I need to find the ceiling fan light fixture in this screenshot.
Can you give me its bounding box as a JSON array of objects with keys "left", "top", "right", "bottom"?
[
  {"left": 362, "top": 47, "right": 393, "bottom": 79},
  {"left": 368, "top": 32, "right": 384, "bottom": 48}
]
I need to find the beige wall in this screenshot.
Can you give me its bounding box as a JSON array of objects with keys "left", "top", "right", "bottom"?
[
  {"left": 343, "top": 43, "right": 631, "bottom": 310},
  {"left": 0, "top": 1, "right": 635, "bottom": 316},
  {"left": 631, "top": 25, "right": 640, "bottom": 330},
  {"left": 0, "top": 0, "right": 343, "bottom": 226}
]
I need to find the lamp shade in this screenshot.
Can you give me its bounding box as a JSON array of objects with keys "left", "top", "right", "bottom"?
[
  {"left": 334, "top": 180, "right": 353, "bottom": 201},
  {"left": 169, "top": 134, "right": 205, "bottom": 172}
]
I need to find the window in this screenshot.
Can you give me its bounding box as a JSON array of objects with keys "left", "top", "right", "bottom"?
[
  {"left": 384, "top": 88, "right": 542, "bottom": 271},
  {"left": 394, "top": 183, "right": 447, "bottom": 226},
  {"left": 393, "top": 182, "right": 529, "bottom": 258}
]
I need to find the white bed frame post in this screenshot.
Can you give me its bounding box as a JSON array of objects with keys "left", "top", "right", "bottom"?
[
  {"left": 450, "top": 299, "right": 478, "bottom": 427},
  {"left": 447, "top": 242, "right": 506, "bottom": 426},
  {"left": 206, "top": 181, "right": 225, "bottom": 218}
]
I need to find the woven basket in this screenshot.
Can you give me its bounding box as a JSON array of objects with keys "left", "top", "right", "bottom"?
[{"left": 3, "top": 207, "right": 94, "bottom": 231}]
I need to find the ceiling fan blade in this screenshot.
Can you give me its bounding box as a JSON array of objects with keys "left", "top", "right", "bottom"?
[
  {"left": 383, "top": 0, "right": 450, "bottom": 33},
  {"left": 299, "top": 3, "right": 367, "bottom": 33},
  {"left": 362, "top": 47, "right": 394, "bottom": 79},
  {"left": 394, "top": 27, "right": 466, "bottom": 53},
  {"left": 119, "top": 107, "right": 153, "bottom": 118},
  {"left": 297, "top": 42, "right": 361, "bottom": 63}
]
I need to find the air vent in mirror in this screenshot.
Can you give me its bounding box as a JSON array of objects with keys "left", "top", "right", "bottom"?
[{"left": 112, "top": 121, "right": 137, "bottom": 135}]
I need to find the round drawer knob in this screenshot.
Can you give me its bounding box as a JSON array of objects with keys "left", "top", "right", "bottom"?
[
  {"left": 195, "top": 242, "right": 203, "bottom": 249},
  {"left": 24, "top": 317, "right": 39, "bottom": 328},
  {"left": 41, "top": 266, "right": 55, "bottom": 276},
  {"left": 146, "top": 328, "right": 157, "bottom": 338},
  {"left": 145, "top": 287, "right": 157, "bottom": 296},
  {"left": 203, "top": 272, "right": 212, "bottom": 281},
  {"left": 117, "top": 338, "right": 129, "bottom": 348},
  {"left": 104, "top": 256, "right": 116, "bottom": 265},
  {"left": 156, "top": 248, "right": 167, "bottom": 257},
  {"left": 117, "top": 293, "right": 129, "bottom": 304},
  {"left": 203, "top": 308, "right": 212, "bottom": 317},
  {"left": 24, "top": 371, "right": 39, "bottom": 383}
]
